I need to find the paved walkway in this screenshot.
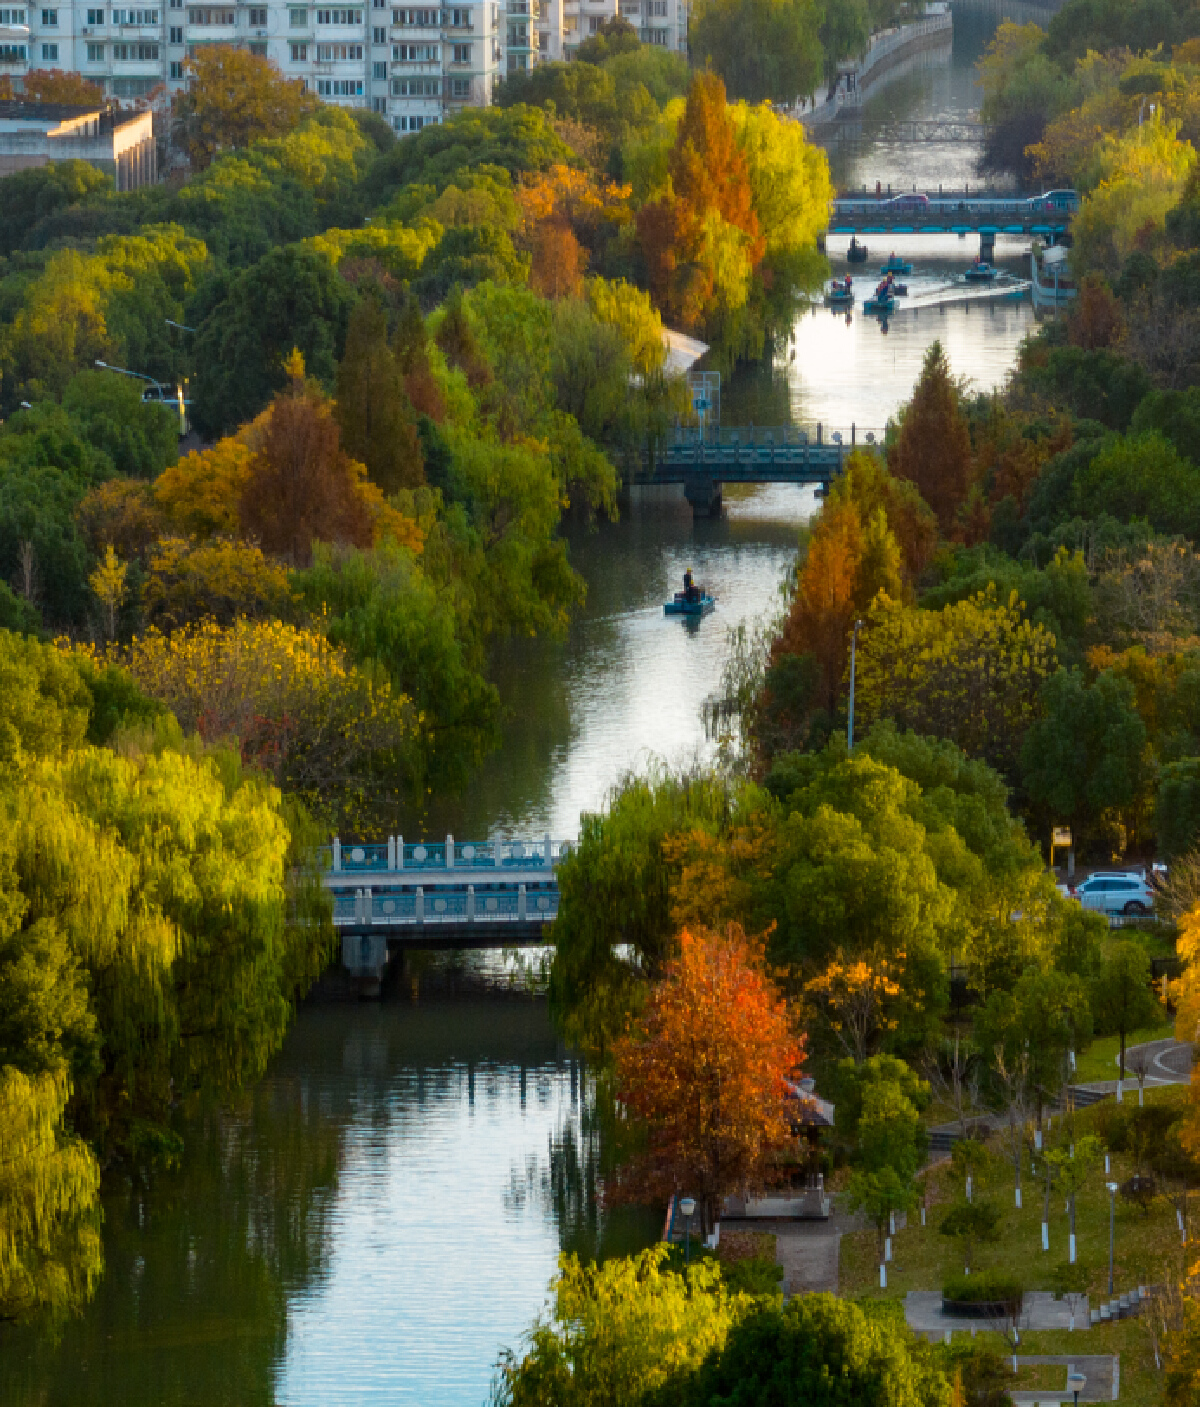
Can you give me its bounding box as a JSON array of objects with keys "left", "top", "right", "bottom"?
[
  {"left": 1069, "top": 1037, "right": 1192, "bottom": 1100},
  {"left": 734, "top": 1209, "right": 867, "bottom": 1295},
  {"left": 905, "top": 1290, "right": 1089, "bottom": 1340},
  {"left": 1009, "top": 1355, "right": 1118, "bottom": 1404}
]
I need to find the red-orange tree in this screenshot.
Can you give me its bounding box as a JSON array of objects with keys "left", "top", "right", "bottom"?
[
  {"left": 612, "top": 923, "right": 803, "bottom": 1230},
  {"left": 887, "top": 340, "right": 973, "bottom": 536}
]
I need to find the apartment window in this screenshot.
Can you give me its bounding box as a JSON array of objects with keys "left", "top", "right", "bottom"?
[
  {"left": 86, "top": 39, "right": 104, "bottom": 55},
  {"left": 86, "top": 6, "right": 104, "bottom": 20},
  {"left": 448, "top": 5, "right": 469, "bottom": 21},
  {"left": 394, "top": 113, "right": 435, "bottom": 130},
  {"left": 248, "top": 5, "right": 266, "bottom": 20},
  {"left": 647, "top": 1, "right": 665, "bottom": 13},
  {"left": 248, "top": 37, "right": 265, "bottom": 49},
  {"left": 112, "top": 39, "right": 159, "bottom": 55},
  {"left": 0, "top": 7, "right": 27, "bottom": 18},
  {"left": 392, "top": 39, "right": 435, "bottom": 58},
  {"left": 316, "top": 40, "right": 360, "bottom": 56},
  {"left": 392, "top": 7, "right": 439, "bottom": 22},
  {"left": 288, "top": 38, "right": 305, "bottom": 54},
  {"left": 451, "top": 39, "right": 468, "bottom": 59},
  {"left": 187, "top": 7, "right": 233, "bottom": 19},
  {"left": 113, "top": 7, "right": 158, "bottom": 19},
  {"left": 315, "top": 7, "right": 361, "bottom": 21},
  {"left": 372, "top": 94, "right": 384, "bottom": 110},
  {"left": 40, "top": 39, "right": 55, "bottom": 55},
  {"left": 315, "top": 76, "right": 362, "bottom": 93},
  {"left": 390, "top": 73, "right": 436, "bottom": 92},
  {"left": 371, "top": 58, "right": 384, "bottom": 75},
  {"left": 39, "top": 8, "right": 56, "bottom": 23},
  {"left": 168, "top": 22, "right": 181, "bottom": 36},
  {"left": 0, "top": 41, "right": 26, "bottom": 55},
  {"left": 111, "top": 74, "right": 156, "bottom": 92},
  {"left": 450, "top": 74, "right": 469, "bottom": 95},
  {"left": 170, "top": 0, "right": 183, "bottom": 8},
  {"left": 169, "top": 56, "right": 183, "bottom": 73},
  {"left": 371, "top": 23, "right": 383, "bottom": 38},
  {"left": 288, "top": 5, "right": 305, "bottom": 20},
  {"left": 646, "top": 23, "right": 665, "bottom": 40}
]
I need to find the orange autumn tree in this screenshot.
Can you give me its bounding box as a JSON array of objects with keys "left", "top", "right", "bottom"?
[
  {"left": 240, "top": 350, "right": 421, "bottom": 566},
  {"left": 637, "top": 74, "right": 764, "bottom": 330},
  {"left": 516, "top": 163, "right": 631, "bottom": 299},
  {"left": 887, "top": 341, "right": 974, "bottom": 537},
  {"left": 612, "top": 923, "right": 803, "bottom": 1230}
]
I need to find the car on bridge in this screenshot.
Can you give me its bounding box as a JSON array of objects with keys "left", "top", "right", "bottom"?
[
  {"left": 880, "top": 193, "right": 931, "bottom": 211},
  {"left": 1029, "top": 189, "right": 1079, "bottom": 213}
]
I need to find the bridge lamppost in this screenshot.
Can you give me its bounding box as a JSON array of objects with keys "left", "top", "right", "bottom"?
[{"left": 679, "top": 1196, "right": 696, "bottom": 1268}]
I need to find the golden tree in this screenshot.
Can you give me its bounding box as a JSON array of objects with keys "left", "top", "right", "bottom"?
[
  {"left": 88, "top": 545, "right": 127, "bottom": 642},
  {"left": 172, "top": 48, "right": 318, "bottom": 169},
  {"left": 805, "top": 948, "right": 904, "bottom": 1064},
  {"left": 612, "top": 923, "right": 803, "bottom": 1230}
]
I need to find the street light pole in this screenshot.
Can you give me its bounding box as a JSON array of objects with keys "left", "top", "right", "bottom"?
[
  {"left": 94, "top": 358, "right": 165, "bottom": 400},
  {"left": 847, "top": 619, "right": 864, "bottom": 751},
  {"left": 1107, "top": 1181, "right": 1119, "bottom": 1295},
  {"left": 679, "top": 1196, "right": 696, "bottom": 1269}
]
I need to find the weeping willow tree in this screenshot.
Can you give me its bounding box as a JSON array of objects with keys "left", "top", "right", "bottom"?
[{"left": 0, "top": 629, "right": 334, "bottom": 1320}]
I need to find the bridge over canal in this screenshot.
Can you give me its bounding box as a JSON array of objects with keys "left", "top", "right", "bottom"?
[
  {"left": 828, "top": 191, "right": 1075, "bottom": 258},
  {"left": 630, "top": 426, "right": 868, "bottom": 516},
  {"left": 322, "top": 835, "right": 568, "bottom": 986}
]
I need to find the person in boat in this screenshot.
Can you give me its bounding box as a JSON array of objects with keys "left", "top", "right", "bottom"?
[
  {"left": 849, "top": 236, "right": 859, "bottom": 255},
  {"left": 683, "top": 568, "right": 699, "bottom": 604}
]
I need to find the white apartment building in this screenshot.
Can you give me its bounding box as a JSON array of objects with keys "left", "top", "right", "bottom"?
[
  {"left": 0, "top": 0, "right": 682, "bottom": 140},
  {"left": 0, "top": 0, "right": 503, "bottom": 133},
  {"left": 541, "top": 0, "right": 684, "bottom": 60}
]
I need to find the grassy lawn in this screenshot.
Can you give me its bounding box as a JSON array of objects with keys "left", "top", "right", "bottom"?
[
  {"left": 841, "top": 1087, "right": 1190, "bottom": 1405},
  {"left": 1073, "top": 1020, "right": 1178, "bottom": 1085}
]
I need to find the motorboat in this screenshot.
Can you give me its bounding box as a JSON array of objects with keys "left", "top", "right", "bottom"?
[
  {"left": 864, "top": 295, "right": 896, "bottom": 315},
  {"left": 826, "top": 279, "right": 855, "bottom": 305},
  {"left": 880, "top": 255, "right": 912, "bottom": 275},
  {"left": 847, "top": 238, "right": 869, "bottom": 264},
  {"left": 965, "top": 262, "right": 997, "bottom": 282}
]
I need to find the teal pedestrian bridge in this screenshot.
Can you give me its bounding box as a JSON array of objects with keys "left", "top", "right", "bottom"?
[
  {"left": 321, "top": 835, "right": 568, "bottom": 982},
  {"left": 633, "top": 426, "right": 871, "bottom": 515},
  {"left": 828, "top": 190, "right": 1077, "bottom": 258}
]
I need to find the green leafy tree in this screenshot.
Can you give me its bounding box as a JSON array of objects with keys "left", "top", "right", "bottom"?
[
  {"left": 1020, "top": 669, "right": 1148, "bottom": 853},
  {"left": 62, "top": 369, "right": 179, "bottom": 479},
  {"left": 190, "top": 245, "right": 354, "bottom": 437},
  {"left": 689, "top": 0, "right": 824, "bottom": 103},
  {"left": 1046, "top": 1135, "right": 1102, "bottom": 1263},
  {"left": 0, "top": 160, "right": 111, "bottom": 259},
  {"left": 845, "top": 1073, "right": 927, "bottom": 1281},
  {"left": 939, "top": 1199, "right": 1001, "bottom": 1273},
  {"left": 978, "top": 971, "right": 1093, "bottom": 1127},
  {"left": 334, "top": 294, "right": 424, "bottom": 495},
  {"left": 1090, "top": 941, "right": 1162, "bottom": 1095},
  {"left": 664, "top": 1293, "right": 952, "bottom": 1407}
]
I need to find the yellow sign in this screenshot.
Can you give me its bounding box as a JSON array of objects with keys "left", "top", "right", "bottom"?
[{"left": 1052, "top": 827, "right": 1072, "bottom": 848}]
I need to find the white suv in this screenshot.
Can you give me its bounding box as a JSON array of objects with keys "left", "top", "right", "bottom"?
[{"left": 1071, "top": 871, "right": 1155, "bottom": 916}]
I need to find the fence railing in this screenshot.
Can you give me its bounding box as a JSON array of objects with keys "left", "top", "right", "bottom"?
[
  {"left": 320, "top": 835, "right": 571, "bottom": 874},
  {"left": 332, "top": 883, "right": 559, "bottom": 927}
]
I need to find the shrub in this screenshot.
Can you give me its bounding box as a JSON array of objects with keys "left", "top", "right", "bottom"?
[{"left": 942, "top": 1271, "right": 1023, "bottom": 1310}]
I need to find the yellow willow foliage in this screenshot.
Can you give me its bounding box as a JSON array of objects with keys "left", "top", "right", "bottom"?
[
  {"left": 142, "top": 535, "right": 293, "bottom": 630},
  {"left": 304, "top": 220, "right": 442, "bottom": 279},
  {"left": 805, "top": 948, "right": 904, "bottom": 1063},
  {"left": 585, "top": 276, "right": 666, "bottom": 378},
  {"left": 852, "top": 586, "right": 1058, "bottom": 779},
  {"left": 92, "top": 619, "right": 415, "bottom": 797},
  {"left": 728, "top": 100, "right": 833, "bottom": 260},
  {"left": 0, "top": 1066, "right": 102, "bottom": 1321}
]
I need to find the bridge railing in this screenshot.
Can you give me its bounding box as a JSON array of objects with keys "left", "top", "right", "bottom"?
[
  {"left": 320, "top": 835, "right": 572, "bottom": 875},
  {"left": 332, "top": 883, "right": 560, "bottom": 927}
]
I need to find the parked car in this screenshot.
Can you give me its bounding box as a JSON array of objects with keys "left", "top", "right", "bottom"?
[
  {"left": 1071, "top": 871, "right": 1155, "bottom": 916},
  {"left": 881, "top": 193, "right": 931, "bottom": 210}
]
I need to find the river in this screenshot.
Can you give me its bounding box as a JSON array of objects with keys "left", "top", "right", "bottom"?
[{"left": 0, "top": 7, "right": 1051, "bottom": 1403}]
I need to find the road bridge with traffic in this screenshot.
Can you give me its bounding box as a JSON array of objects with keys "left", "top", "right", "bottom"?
[{"left": 829, "top": 192, "right": 1075, "bottom": 258}]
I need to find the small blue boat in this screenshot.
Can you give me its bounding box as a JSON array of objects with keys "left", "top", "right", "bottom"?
[
  {"left": 965, "top": 262, "right": 997, "bottom": 282},
  {"left": 880, "top": 255, "right": 912, "bottom": 275},
  {"left": 826, "top": 279, "right": 855, "bottom": 305},
  {"left": 665, "top": 592, "right": 715, "bottom": 617},
  {"left": 864, "top": 295, "right": 896, "bottom": 315}
]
